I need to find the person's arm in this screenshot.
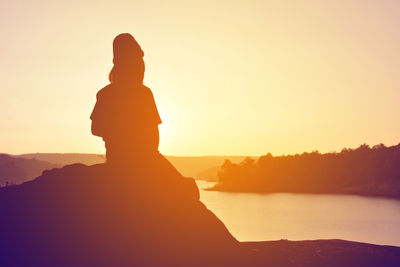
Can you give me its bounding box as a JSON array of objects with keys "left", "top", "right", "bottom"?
[
  {"left": 146, "top": 87, "right": 162, "bottom": 125},
  {"left": 90, "top": 89, "right": 107, "bottom": 138},
  {"left": 150, "top": 124, "right": 160, "bottom": 151},
  {"left": 144, "top": 86, "right": 161, "bottom": 151}
]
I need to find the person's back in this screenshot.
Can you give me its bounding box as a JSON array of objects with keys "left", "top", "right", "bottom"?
[{"left": 91, "top": 82, "right": 161, "bottom": 163}]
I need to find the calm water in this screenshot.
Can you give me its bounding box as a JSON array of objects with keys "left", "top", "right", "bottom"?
[{"left": 196, "top": 180, "right": 400, "bottom": 246}]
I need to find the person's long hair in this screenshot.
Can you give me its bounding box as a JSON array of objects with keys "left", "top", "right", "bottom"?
[{"left": 108, "top": 59, "right": 145, "bottom": 84}]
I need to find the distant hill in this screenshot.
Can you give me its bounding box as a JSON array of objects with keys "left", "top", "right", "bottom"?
[
  {"left": 167, "top": 156, "right": 247, "bottom": 178},
  {"left": 18, "top": 153, "right": 247, "bottom": 179},
  {"left": 18, "top": 153, "right": 106, "bottom": 166},
  {"left": 0, "top": 154, "right": 60, "bottom": 186},
  {"left": 210, "top": 143, "right": 400, "bottom": 199},
  {"left": 195, "top": 166, "right": 221, "bottom": 182}
]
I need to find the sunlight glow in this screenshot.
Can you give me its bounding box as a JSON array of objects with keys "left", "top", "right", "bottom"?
[{"left": 1, "top": 0, "right": 400, "bottom": 155}]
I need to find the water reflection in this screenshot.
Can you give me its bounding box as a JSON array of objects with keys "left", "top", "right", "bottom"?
[{"left": 196, "top": 180, "right": 400, "bottom": 246}]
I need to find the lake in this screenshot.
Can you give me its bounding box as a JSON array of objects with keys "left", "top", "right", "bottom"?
[{"left": 196, "top": 180, "right": 400, "bottom": 246}]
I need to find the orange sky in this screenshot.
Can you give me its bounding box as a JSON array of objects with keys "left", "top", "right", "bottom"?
[{"left": 1, "top": 0, "right": 400, "bottom": 156}]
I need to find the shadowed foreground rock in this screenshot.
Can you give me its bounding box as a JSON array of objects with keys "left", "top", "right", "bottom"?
[
  {"left": 244, "top": 239, "right": 400, "bottom": 267},
  {"left": 0, "top": 160, "right": 242, "bottom": 266},
  {"left": 1, "top": 160, "right": 400, "bottom": 266}
]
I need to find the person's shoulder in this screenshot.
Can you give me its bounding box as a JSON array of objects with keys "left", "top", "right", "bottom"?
[
  {"left": 96, "top": 84, "right": 115, "bottom": 99},
  {"left": 142, "top": 85, "right": 155, "bottom": 98}
]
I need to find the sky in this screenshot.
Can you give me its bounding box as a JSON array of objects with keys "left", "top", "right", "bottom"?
[{"left": 1, "top": 0, "right": 400, "bottom": 156}]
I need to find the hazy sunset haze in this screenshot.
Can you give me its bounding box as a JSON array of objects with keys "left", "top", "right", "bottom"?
[{"left": 1, "top": 0, "right": 400, "bottom": 156}]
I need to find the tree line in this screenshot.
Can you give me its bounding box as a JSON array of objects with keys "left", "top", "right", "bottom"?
[{"left": 212, "top": 143, "right": 400, "bottom": 198}]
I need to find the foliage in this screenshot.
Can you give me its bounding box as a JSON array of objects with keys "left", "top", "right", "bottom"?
[{"left": 215, "top": 143, "right": 400, "bottom": 197}]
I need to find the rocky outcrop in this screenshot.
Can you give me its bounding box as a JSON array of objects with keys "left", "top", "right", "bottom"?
[
  {"left": 244, "top": 239, "right": 400, "bottom": 267},
  {"left": 0, "top": 156, "right": 241, "bottom": 266}
]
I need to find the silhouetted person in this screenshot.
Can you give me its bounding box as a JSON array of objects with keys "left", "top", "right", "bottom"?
[
  {"left": 90, "top": 33, "right": 161, "bottom": 164},
  {"left": 0, "top": 33, "right": 244, "bottom": 266},
  {"left": 88, "top": 34, "right": 241, "bottom": 265}
]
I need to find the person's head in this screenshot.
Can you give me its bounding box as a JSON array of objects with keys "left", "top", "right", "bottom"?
[{"left": 109, "top": 33, "right": 145, "bottom": 84}]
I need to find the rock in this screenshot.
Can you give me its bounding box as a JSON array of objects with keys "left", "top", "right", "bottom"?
[{"left": 0, "top": 155, "right": 242, "bottom": 266}]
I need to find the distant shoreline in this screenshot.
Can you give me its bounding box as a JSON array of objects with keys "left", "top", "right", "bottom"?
[
  {"left": 212, "top": 144, "right": 400, "bottom": 200},
  {"left": 206, "top": 185, "right": 400, "bottom": 200}
]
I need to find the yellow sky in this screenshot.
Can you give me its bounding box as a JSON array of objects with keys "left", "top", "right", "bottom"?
[{"left": 1, "top": 0, "right": 400, "bottom": 156}]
